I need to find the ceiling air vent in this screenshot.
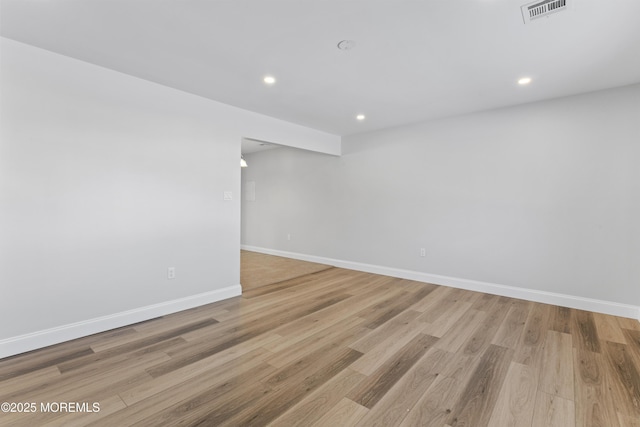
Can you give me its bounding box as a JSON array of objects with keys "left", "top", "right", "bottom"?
[{"left": 521, "top": 0, "right": 567, "bottom": 24}]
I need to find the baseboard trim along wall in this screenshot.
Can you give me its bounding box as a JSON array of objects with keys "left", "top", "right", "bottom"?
[
  {"left": 242, "top": 245, "right": 640, "bottom": 322},
  {"left": 0, "top": 285, "right": 242, "bottom": 359}
]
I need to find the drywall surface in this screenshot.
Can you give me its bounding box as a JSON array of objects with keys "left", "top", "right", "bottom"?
[
  {"left": 0, "top": 37, "right": 339, "bottom": 354},
  {"left": 242, "top": 84, "right": 640, "bottom": 307}
]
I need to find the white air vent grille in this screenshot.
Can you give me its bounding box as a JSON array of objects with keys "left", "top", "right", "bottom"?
[{"left": 521, "top": 0, "right": 567, "bottom": 23}]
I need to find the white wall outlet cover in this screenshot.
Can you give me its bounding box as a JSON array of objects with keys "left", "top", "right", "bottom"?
[{"left": 223, "top": 191, "right": 233, "bottom": 200}]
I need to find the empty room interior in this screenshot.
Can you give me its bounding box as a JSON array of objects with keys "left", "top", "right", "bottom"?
[{"left": 1, "top": 1, "right": 640, "bottom": 426}]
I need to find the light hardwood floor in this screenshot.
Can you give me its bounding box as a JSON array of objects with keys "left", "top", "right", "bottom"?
[
  {"left": 240, "top": 250, "right": 332, "bottom": 291},
  {"left": 1, "top": 261, "right": 639, "bottom": 426}
]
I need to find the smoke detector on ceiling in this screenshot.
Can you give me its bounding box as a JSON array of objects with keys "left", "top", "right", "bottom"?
[
  {"left": 521, "top": 0, "right": 568, "bottom": 24},
  {"left": 337, "top": 40, "right": 356, "bottom": 51}
]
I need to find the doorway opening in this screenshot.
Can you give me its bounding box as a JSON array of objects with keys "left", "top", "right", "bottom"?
[{"left": 239, "top": 138, "right": 331, "bottom": 293}]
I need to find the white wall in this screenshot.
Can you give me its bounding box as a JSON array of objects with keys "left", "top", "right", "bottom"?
[
  {"left": 242, "top": 84, "right": 640, "bottom": 317},
  {"left": 0, "top": 38, "right": 339, "bottom": 358}
]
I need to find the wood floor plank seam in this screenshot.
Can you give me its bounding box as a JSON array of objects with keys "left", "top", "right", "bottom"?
[
  {"left": 0, "top": 347, "right": 95, "bottom": 382},
  {"left": 347, "top": 333, "right": 439, "bottom": 409},
  {"left": 242, "top": 267, "right": 337, "bottom": 299},
  {"left": 445, "top": 344, "right": 515, "bottom": 427},
  {"left": 58, "top": 319, "right": 219, "bottom": 374}
]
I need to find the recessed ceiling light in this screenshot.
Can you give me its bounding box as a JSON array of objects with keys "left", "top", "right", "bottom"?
[
  {"left": 356, "top": 114, "right": 365, "bottom": 121},
  {"left": 263, "top": 76, "right": 276, "bottom": 85},
  {"left": 518, "top": 77, "right": 532, "bottom": 85}
]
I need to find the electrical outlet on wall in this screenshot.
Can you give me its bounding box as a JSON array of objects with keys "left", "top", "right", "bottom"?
[
  {"left": 287, "top": 233, "right": 291, "bottom": 241},
  {"left": 420, "top": 248, "right": 426, "bottom": 257},
  {"left": 168, "top": 267, "right": 176, "bottom": 279}
]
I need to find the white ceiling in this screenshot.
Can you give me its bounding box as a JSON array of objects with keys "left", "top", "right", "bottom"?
[{"left": 2, "top": 0, "right": 639, "bottom": 136}]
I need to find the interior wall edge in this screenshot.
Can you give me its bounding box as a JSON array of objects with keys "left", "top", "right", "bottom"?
[
  {"left": 242, "top": 245, "right": 640, "bottom": 321},
  {"left": 0, "top": 284, "right": 241, "bottom": 360}
]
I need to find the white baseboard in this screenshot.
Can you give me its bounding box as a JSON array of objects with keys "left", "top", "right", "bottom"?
[
  {"left": 242, "top": 245, "right": 640, "bottom": 321},
  {"left": 0, "top": 285, "right": 241, "bottom": 359}
]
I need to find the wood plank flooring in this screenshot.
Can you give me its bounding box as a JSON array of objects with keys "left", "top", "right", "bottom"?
[
  {"left": 240, "top": 250, "right": 332, "bottom": 292},
  {"left": 1, "top": 265, "right": 640, "bottom": 426}
]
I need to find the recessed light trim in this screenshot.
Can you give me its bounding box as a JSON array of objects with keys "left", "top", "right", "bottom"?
[
  {"left": 518, "top": 77, "right": 532, "bottom": 85},
  {"left": 263, "top": 76, "right": 276, "bottom": 85},
  {"left": 356, "top": 114, "right": 366, "bottom": 121}
]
